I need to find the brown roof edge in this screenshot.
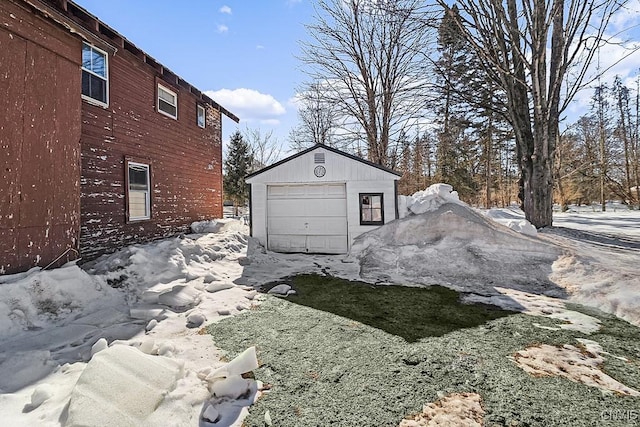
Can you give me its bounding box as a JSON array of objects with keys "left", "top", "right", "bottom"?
[{"left": 28, "top": 0, "right": 239, "bottom": 123}]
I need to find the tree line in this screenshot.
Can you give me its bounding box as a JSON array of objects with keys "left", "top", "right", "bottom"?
[{"left": 289, "top": 0, "right": 635, "bottom": 226}]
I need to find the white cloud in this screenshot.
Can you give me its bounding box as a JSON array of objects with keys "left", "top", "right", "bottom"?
[
  {"left": 564, "top": 36, "right": 640, "bottom": 122},
  {"left": 205, "top": 88, "right": 286, "bottom": 121},
  {"left": 287, "top": 0, "right": 302, "bottom": 5},
  {"left": 256, "top": 45, "right": 265, "bottom": 50},
  {"left": 260, "top": 119, "right": 282, "bottom": 126},
  {"left": 217, "top": 24, "right": 229, "bottom": 34},
  {"left": 610, "top": 0, "right": 640, "bottom": 32},
  {"left": 219, "top": 5, "right": 232, "bottom": 14}
]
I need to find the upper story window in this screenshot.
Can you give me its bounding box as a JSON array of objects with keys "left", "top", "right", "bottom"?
[
  {"left": 157, "top": 84, "right": 178, "bottom": 119},
  {"left": 81, "top": 43, "right": 108, "bottom": 106},
  {"left": 197, "top": 104, "right": 206, "bottom": 128}
]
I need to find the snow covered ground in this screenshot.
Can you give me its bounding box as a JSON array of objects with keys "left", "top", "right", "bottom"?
[{"left": 0, "top": 186, "right": 639, "bottom": 426}]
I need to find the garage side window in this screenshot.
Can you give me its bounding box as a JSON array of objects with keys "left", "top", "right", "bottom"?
[
  {"left": 127, "top": 162, "right": 151, "bottom": 220},
  {"left": 359, "top": 193, "right": 384, "bottom": 225}
]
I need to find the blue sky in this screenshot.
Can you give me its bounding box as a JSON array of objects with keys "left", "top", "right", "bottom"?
[
  {"left": 74, "top": 0, "right": 314, "bottom": 150},
  {"left": 74, "top": 0, "right": 640, "bottom": 152}
]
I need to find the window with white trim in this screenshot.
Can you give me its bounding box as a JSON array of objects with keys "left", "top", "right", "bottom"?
[
  {"left": 359, "top": 193, "right": 384, "bottom": 225},
  {"left": 127, "top": 162, "right": 151, "bottom": 220},
  {"left": 81, "top": 43, "right": 108, "bottom": 106},
  {"left": 197, "top": 104, "right": 206, "bottom": 128},
  {"left": 157, "top": 84, "right": 178, "bottom": 119}
]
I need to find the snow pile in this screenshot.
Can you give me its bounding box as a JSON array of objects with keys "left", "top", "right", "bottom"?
[
  {"left": 267, "top": 284, "right": 297, "bottom": 296},
  {"left": 191, "top": 220, "right": 222, "bottom": 234},
  {"left": 463, "top": 287, "right": 601, "bottom": 334},
  {"left": 0, "top": 263, "right": 124, "bottom": 341},
  {"left": 84, "top": 219, "right": 248, "bottom": 292},
  {"left": 198, "top": 346, "right": 262, "bottom": 425},
  {"left": 0, "top": 219, "right": 266, "bottom": 426},
  {"left": 64, "top": 343, "right": 261, "bottom": 427},
  {"left": 543, "top": 218, "right": 640, "bottom": 327},
  {"left": 511, "top": 341, "right": 639, "bottom": 396},
  {"left": 485, "top": 208, "right": 538, "bottom": 237},
  {"left": 399, "top": 183, "right": 464, "bottom": 218},
  {"left": 65, "top": 344, "right": 184, "bottom": 427},
  {"left": 350, "top": 202, "right": 561, "bottom": 294},
  {"left": 399, "top": 392, "right": 484, "bottom": 427}
]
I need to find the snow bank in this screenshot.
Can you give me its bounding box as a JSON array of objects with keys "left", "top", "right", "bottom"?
[
  {"left": 463, "top": 287, "right": 601, "bottom": 334},
  {"left": 65, "top": 344, "right": 184, "bottom": 427},
  {"left": 399, "top": 184, "right": 464, "bottom": 218},
  {"left": 543, "top": 221, "right": 640, "bottom": 327},
  {"left": 191, "top": 220, "right": 222, "bottom": 234},
  {"left": 0, "top": 263, "right": 123, "bottom": 341},
  {"left": 485, "top": 208, "right": 537, "bottom": 237},
  {"left": 399, "top": 393, "right": 484, "bottom": 427},
  {"left": 351, "top": 202, "right": 561, "bottom": 295},
  {"left": 83, "top": 219, "right": 248, "bottom": 291},
  {"left": 0, "top": 219, "right": 261, "bottom": 426},
  {"left": 511, "top": 341, "right": 639, "bottom": 396}
]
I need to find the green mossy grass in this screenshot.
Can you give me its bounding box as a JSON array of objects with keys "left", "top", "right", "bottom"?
[{"left": 270, "top": 274, "right": 514, "bottom": 342}]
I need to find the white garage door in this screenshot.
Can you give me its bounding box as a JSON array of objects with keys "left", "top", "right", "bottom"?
[{"left": 267, "top": 184, "right": 348, "bottom": 254}]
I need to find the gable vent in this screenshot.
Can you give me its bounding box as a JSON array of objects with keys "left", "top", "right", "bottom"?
[{"left": 314, "top": 153, "right": 325, "bottom": 164}]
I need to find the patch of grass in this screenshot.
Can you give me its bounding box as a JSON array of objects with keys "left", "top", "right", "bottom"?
[{"left": 266, "top": 274, "right": 514, "bottom": 342}]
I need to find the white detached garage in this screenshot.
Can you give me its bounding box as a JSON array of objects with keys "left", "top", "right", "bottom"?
[{"left": 246, "top": 144, "right": 401, "bottom": 254}]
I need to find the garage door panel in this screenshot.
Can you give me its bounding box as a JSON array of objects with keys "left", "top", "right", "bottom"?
[
  {"left": 305, "top": 217, "right": 347, "bottom": 234},
  {"left": 267, "top": 184, "right": 348, "bottom": 254},
  {"left": 307, "top": 235, "right": 348, "bottom": 254},
  {"left": 268, "top": 235, "right": 307, "bottom": 252},
  {"left": 304, "top": 199, "right": 346, "bottom": 217},
  {"left": 267, "top": 200, "right": 307, "bottom": 217},
  {"left": 268, "top": 199, "right": 346, "bottom": 218},
  {"left": 268, "top": 184, "right": 346, "bottom": 199},
  {"left": 268, "top": 217, "right": 308, "bottom": 235},
  {"left": 268, "top": 217, "right": 347, "bottom": 235}
]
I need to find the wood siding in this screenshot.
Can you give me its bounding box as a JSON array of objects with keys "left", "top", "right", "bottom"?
[
  {"left": 79, "top": 48, "right": 223, "bottom": 259},
  {"left": 0, "top": 0, "right": 82, "bottom": 274}
]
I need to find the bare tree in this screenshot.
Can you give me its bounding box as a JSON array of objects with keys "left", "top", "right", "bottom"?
[
  {"left": 242, "top": 126, "right": 282, "bottom": 170},
  {"left": 440, "top": 0, "right": 626, "bottom": 227},
  {"left": 300, "top": 0, "right": 436, "bottom": 166},
  {"left": 289, "top": 81, "right": 339, "bottom": 151}
]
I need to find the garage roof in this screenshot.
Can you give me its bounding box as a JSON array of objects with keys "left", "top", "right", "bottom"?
[{"left": 245, "top": 144, "right": 402, "bottom": 179}]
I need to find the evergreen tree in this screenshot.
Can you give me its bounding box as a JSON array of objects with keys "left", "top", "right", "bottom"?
[
  {"left": 434, "top": 4, "right": 469, "bottom": 187},
  {"left": 223, "top": 130, "right": 253, "bottom": 215}
]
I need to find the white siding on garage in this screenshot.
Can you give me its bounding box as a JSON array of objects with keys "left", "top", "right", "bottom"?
[
  {"left": 246, "top": 147, "right": 397, "bottom": 185},
  {"left": 246, "top": 146, "right": 400, "bottom": 253}
]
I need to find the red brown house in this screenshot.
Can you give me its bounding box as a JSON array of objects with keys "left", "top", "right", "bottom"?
[{"left": 0, "top": 0, "right": 238, "bottom": 274}]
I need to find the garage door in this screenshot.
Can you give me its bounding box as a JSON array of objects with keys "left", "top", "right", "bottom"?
[{"left": 267, "top": 184, "right": 348, "bottom": 254}]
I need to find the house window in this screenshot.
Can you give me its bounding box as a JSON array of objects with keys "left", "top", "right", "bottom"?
[
  {"left": 157, "top": 84, "right": 178, "bottom": 119},
  {"left": 197, "top": 104, "right": 206, "bottom": 128},
  {"left": 360, "top": 193, "right": 384, "bottom": 225},
  {"left": 81, "top": 43, "right": 108, "bottom": 106},
  {"left": 127, "top": 162, "right": 151, "bottom": 220}
]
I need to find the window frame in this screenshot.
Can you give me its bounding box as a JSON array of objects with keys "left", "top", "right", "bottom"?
[
  {"left": 359, "top": 193, "right": 384, "bottom": 226},
  {"left": 197, "top": 104, "right": 206, "bottom": 128},
  {"left": 81, "top": 42, "right": 109, "bottom": 107},
  {"left": 126, "top": 161, "right": 151, "bottom": 221},
  {"left": 157, "top": 84, "right": 178, "bottom": 119}
]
